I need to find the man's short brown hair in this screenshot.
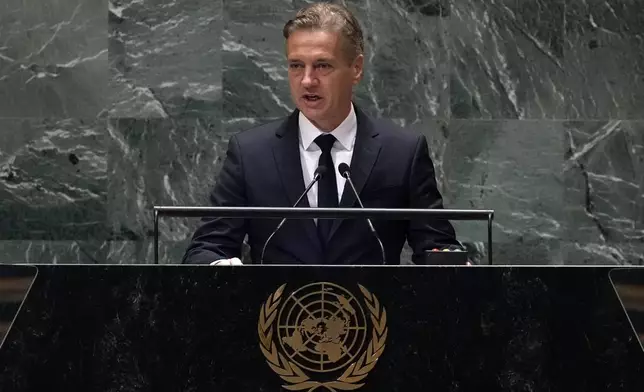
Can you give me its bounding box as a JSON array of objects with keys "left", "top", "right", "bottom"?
[{"left": 283, "top": 2, "right": 365, "bottom": 62}]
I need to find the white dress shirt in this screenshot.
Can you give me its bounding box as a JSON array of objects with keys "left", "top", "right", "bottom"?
[{"left": 299, "top": 104, "right": 357, "bottom": 208}]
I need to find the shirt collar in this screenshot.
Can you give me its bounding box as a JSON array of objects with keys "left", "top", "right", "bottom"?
[{"left": 299, "top": 103, "right": 357, "bottom": 151}]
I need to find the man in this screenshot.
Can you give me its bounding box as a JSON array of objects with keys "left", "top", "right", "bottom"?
[{"left": 182, "top": 2, "right": 461, "bottom": 265}]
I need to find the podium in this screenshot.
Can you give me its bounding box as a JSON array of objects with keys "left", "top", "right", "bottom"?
[
  {"left": 1, "top": 264, "right": 643, "bottom": 391},
  {"left": 152, "top": 206, "right": 494, "bottom": 264}
]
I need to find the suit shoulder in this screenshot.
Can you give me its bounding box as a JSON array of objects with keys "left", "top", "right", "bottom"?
[
  {"left": 371, "top": 117, "right": 424, "bottom": 145},
  {"left": 232, "top": 117, "right": 286, "bottom": 146}
]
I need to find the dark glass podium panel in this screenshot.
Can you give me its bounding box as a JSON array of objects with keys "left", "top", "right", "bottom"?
[
  {"left": 0, "top": 265, "right": 642, "bottom": 392},
  {"left": 611, "top": 268, "right": 644, "bottom": 350},
  {"left": 0, "top": 266, "right": 37, "bottom": 349}
]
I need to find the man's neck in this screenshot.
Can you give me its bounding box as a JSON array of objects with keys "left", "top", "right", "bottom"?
[{"left": 312, "top": 104, "right": 353, "bottom": 132}]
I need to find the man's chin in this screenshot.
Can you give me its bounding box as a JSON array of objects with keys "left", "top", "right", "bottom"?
[{"left": 298, "top": 106, "right": 327, "bottom": 122}]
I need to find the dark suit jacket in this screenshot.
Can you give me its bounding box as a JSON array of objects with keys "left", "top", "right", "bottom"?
[{"left": 182, "top": 105, "right": 460, "bottom": 265}]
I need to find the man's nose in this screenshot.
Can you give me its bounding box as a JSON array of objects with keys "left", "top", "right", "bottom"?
[{"left": 301, "top": 67, "right": 318, "bottom": 87}]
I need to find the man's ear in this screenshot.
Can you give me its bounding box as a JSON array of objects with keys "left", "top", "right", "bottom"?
[{"left": 352, "top": 54, "right": 364, "bottom": 85}]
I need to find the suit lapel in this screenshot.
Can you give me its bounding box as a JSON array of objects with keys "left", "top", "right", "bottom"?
[
  {"left": 328, "top": 107, "right": 382, "bottom": 241},
  {"left": 272, "top": 110, "right": 323, "bottom": 255}
]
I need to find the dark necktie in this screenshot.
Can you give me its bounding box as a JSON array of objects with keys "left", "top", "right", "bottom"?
[{"left": 314, "top": 134, "right": 338, "bottom": 244}]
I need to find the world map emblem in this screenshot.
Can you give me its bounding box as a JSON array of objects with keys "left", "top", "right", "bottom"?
[{"left": 258, "top": 282, "right": 388, "bottom": 391}]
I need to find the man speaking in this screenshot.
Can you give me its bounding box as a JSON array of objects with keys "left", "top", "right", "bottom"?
[{"left": 182, "top": 2, "right": 461, "bottom": 265}]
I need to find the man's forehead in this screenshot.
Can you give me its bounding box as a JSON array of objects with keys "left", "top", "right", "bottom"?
[
  {"left": 287, "top": 30, "right": 342, "bottom": 47},
  {"left": 287, "top": 53, "right": 335, "bottom": 62},
  {"left": 286, "top": 30, "right": 354, "bottom": 64},
  {"left": 287, "top": 45, "right": 339, "bottom": 60}
]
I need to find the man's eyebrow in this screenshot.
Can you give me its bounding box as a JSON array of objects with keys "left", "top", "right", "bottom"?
[{"left": 287, "top": 58, "right": 334, "bottom": 63}]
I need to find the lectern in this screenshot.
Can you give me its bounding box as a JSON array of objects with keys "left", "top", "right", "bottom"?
[
  {"left": 152, "top": 206, "right": 495, "bottom": 265},
  {"left": 1, "top": 264, "right": 643, "bottom": 391}
]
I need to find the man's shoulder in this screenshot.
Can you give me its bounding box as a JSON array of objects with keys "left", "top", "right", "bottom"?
[
  {"left": 368, "top": 116, "right": 424, "bottom": 145},
  {"left": 233, "top": 117, "right": 288, "bottom": 145}
]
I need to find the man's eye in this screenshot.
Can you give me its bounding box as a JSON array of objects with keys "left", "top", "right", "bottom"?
[
  {"left": 289, "top": 63, "right": 303, "bottom": 69},
  {"left": 316, "top": 63, "right": 331, "bottom": 69}
]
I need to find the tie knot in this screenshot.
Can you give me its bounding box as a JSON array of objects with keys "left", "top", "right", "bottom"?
[{"left": 314, "top": 134, "right": 336, "bottom": 153}]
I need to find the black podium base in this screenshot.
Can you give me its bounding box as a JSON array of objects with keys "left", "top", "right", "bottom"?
[{"left": 0, "top": 265, "right": 642, "bottom": 391}]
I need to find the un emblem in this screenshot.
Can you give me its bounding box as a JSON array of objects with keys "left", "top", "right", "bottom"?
[{"left": 258, "top": 282, "right": 387, "bottom": 391}]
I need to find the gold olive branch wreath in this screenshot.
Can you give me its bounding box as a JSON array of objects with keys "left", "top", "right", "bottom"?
[{"left": 258, "top": 284, "right": 387, "bottom": 391}]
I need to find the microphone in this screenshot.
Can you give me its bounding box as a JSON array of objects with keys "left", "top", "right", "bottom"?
[
  {"left": 260, "top": 165, "right": 327, "bottom": 264},
  {"left": 338, "top": 163, "right": 386, "bottom": 265}
]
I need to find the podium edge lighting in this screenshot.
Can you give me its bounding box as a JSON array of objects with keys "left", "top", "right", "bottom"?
[{"left": 152, "top": 206, "right": 495, "bottom": 265}]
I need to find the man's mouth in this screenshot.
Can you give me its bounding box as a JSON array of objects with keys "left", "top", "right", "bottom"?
[{"left": 303, "top": 94, "right": 322, "bottom": 102}]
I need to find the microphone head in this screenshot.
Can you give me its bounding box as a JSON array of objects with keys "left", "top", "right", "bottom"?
[
  {"left": 314, "top": 165, "right": 327, "bottom": 178},
  {"left": 338, "top": 163, "right": 351, "bottom": 177}
]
